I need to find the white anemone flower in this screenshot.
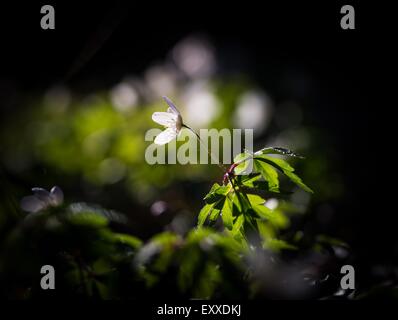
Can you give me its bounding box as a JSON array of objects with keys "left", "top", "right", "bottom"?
[
  {"left": 152, "top": 96, "right": 183, "bottom": 145},
  {"left": 20, "top": 186, "right": 64, "bottom": 213}
]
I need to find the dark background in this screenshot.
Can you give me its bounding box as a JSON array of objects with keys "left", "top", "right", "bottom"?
[{"left": 0, "top": 0, "right": 394, "bottom": 293}]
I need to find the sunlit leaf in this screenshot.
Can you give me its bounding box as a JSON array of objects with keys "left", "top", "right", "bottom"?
[
  {"left": 204, "top": 183, "right": 230, "bottom": 204},
  {"left": 254, "top": 159, "right": 280, "bottom": 192},
  {"left": 221, "top": 196, "right": 233, "bottom": 230},
  {"left": 255, "top": 147, "right": 304, "bottom": 158},
  {"left": 233, "top": 152, "right": 253, "bottom": 175},
  {"left": 197, "top": 203, "right": 214, "bottom": 227},
  {"left": 256, "top": 220, "right": 275, "bottom": 239},
  {"left": 247, "top": 194, "right": 266, "bottom": 205},
  {"left": 236, "top": 172, "right": 261, "bottom": 187},
  {"left": 255, "top": 156, "right": 313, "bottom": 193},
  {"left": 233, "top": 152, "right": 252, "bottom": 163},
  {"left": 232, "top": 214, "right": 245, "bottom": 236},
  {"left": 247, "top": 194, "right": 275, "bottom": 220},
  {"left": 209, "top": 207, "right": 221, "bottom": 223}
]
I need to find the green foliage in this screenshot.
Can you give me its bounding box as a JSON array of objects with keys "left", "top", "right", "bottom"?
[
  {"left": 135, "top": 228, "right": 248, "bottom": 299},
  {"left": 0, "top": 203, "right": 142, "bottom": 299},
  {"left": 197, "top": 148, "right": 313, "bottom": 250},
  {"left": 0, "top": 144, "right": 358, "bottom": 300}
]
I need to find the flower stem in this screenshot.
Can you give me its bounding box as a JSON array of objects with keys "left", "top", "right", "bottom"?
[{"left": 183, "top": 124, "right": 227, "bottom": 172}]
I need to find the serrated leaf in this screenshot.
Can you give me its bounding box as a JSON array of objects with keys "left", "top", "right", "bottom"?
[
  {"left": 253, "top": 204, "right": 275, "bottom": 220},
  {"left": 209, "top": 208, "right": 221, "bottom": 223},
  {"left": 202, "top": 198, "right": 224, "bottom": 225},
  {"left": 255, "top": 156, "right": 313, "bottom": 193},
  {"left": 235, "top": 191, "right": 251, "bottom": 213},
  {"left": 255, "top": 147, "right": 304, "bottom": 158},
  {"left": 232, "top": 214, "right": 245, "bottom": 235},
  {"left": 237, "top": 173, "right": 261, "bottom": 187},
  {"left": 254, "top": 159, "right": 280, "bottom": 192},
  {"left": 221, "top": 196, "right": 233, "bottom": 230},
  {"left": 229, "top": 192, "right": 242, "bottom": 213},
  {"left": 203, "top": 183, "right": 230, "bottom": 204},
  {"left": 197, "top": 203, "right": 214, "bottom": 227},
  {"left": 203, "top": 183, "right": 220, "bottom": 201},
  {"left": 233, "top": 152, "right": 252, "bottom": 163},
  {"left": 247, "top": 194, "right": 276, "bottom": 220},
  {"left": 233, "top": 152, "right": 253, "bottom": 175},
  {"left": 247, "top": 194, "right": 266, "bottom": 205}
]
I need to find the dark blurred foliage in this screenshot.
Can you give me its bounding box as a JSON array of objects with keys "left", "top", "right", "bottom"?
[{"left": 0, "top": 1, "right": 396, "bottom": 299}]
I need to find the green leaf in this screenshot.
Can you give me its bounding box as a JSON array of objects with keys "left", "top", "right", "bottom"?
[
  {"left": 256, "top": 220, "right": 275, "bottom": 239},
  {"left": 221, "top": 196, "right": 234, "bottom": 230},
  {"left": 254, "top": 159, "right": 280, "bottom": 192},
  {"left": 233, "top": 152, "right": 253, "bottom": 175},
  {"left": 68, "top": 203, "right": 127, "bottom": 224},
  {"left": 203, "top": 183, "right": 220, "bottom": 202},
  {"left": 247, "top": 194, "right": 266, "bottom": 205},
  {"left": 232, "top": 214, "right": 245, "bottom": 236},
  {"left": 268, "top": 209, "right": 290, "bottom": 229},
  {"left": 66, "top": 211, "right": 108, "bottom": 227},
  {"left": 255, "top": 147, "right": 304, "bottom": 158},
  {"left": 247, "top": 194, "right": 275, "bottom": 220},
  {"left": 263, "top": 238, "right": 297, "bottom": 251},
  {"left": 230, "top": 192, "right": 242, "bottom": 212},
  {"left": 235, "top": 191, "right": 251, "bottom": 213},
  {"left": 113, "top": 233, "right": 142, "bottom": 249},
  {"left": 233, "top": 152, "right": 252, "bottom": 163},
  {"left": 198, "top": 197, "right": 226, "bottom": 227},
  {"left": 252, "top": 204, "right": 275, "bottom": 220},
  {"left": 255, "top": 156, "right": 313, "bottom": 193},
  {"left": 197, "top": 203, "right": 214, "bottom": 227},
  {"left": 204, "top": 183, "right": 230, "bottom": 204},
  {"left": 237, "top": 172, "right": 261, "bottom": 187},
  {"left": 209, "top": 207, "right": 221, "bottom": 224}
]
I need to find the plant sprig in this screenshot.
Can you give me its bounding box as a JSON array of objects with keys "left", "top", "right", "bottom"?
[{"left": 197, "top": 147, "right": 313, "bottom": 249}]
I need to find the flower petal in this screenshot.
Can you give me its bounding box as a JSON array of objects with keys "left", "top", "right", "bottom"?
[
  {"left": 50, "top": 186, "right": 64, "bottom": 206},
  {"left": 162, "top": 96, "right": 180, "bottom": 115},
  {"left": 31, "top": 187, "right": 51, "bottom": 203},
  {"left": 154, "top": 127, "right": 178, "bottom": 145},
  {"left": 152, "top": 112, "right": 177, "bottom": 127},
  {"left": 20, "top": 195, "right": 46, "bottom": 213}
]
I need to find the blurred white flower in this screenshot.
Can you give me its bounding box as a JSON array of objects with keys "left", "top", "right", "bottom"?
[
  {"left": 152, "top": 96, "right": 183, "bottom": 145},
  {"left": 182, "top": 81, "right": 220, "bottom": 127},
  {"left": 172, "top": 36, "right": 216, "bottom": 79},
  {"left": 110, "top": 81, "right": 138, "bottom": 113},
  {"left": 233, "top": 90, "right": 273, "bottom": 135},
  {"left": 145, "top": 64, "right": 178, "bottom": 98},
  {"left": 21, "top": 186, "right": 64, "bottom": 213},
  {"left": 150, "top": 200, "right": 168, "bottom": 216}
]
